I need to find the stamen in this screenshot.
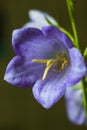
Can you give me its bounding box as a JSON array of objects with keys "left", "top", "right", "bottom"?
[
  {"left": 61, "top": 59, "right": 68, "bottom": 70},
  {"left": 32, "top": 59, "right": 54, "bottom": 80},
  {"left": 42, "top": 60, "right": 54, "bottom": 80},
  {"left": 32, "top": 59, "right": 48, "bottom": 63},
  {"left": 32, "top": 54, "right": 69, "bottom": 80}
]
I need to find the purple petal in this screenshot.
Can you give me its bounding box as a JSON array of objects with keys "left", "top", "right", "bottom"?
[
  {"left": 65, "top": 84, "right": 86, "bottom": 124},
  {"left": 24, "top": 22, "right": 45, "bottom": 29},
  {"left": 12, "top": 27, "right": 68, "bottom": 59},
  {"left": 29, "top": 10, "right": 58, "bottom": 26},
  {"left": 42, "top": 26, "right": 73, "bottom": 48},
  {"left": 67, "top": 48, "right": 86, "bottom": 86},
  {"left": 4, "top": 56, "right": 45, "bottom": 88},
  {"left": 24, "top": 9, "right": 58, "bottom": 29},
  {"left": 12, "top": 28, "right": 44, "bottom": 56},
  {"left": 32, "top": 66, "right": 70, "bottom": 109}
]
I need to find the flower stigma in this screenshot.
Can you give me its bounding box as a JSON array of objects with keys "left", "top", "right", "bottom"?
[{"left": 32, "top": 53, "right": 69, "bottom": 80}]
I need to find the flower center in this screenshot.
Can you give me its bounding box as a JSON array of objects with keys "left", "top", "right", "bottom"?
[{"left": 32, "top": 53, "right": 69, "bottom": 80}]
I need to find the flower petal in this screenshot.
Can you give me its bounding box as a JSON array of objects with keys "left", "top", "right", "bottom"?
[
  {"left": 42, "top": 26, "right": 73, "bottom": 48},
  {"left": 68, "top": 48, "right": 87, "bottom": 86},
  {"left": 12, "top": 27, "right": 44, "bottom": 56},
  {"left": 65, "top": 84, "right": 86, "bottom": 124},
  {"left": 32, "top": 67, "right": 70, "bottom": 109},
  {"left": 24, "top": 9, "right": 58, "bottom": 29},
  {"left": 4, "top": 56, "right": 45, "bottom": 88},
  {"left": 24, "top": 22, "right": 44, "bottom": 29},
  {"left": 29, "top": 9, "right": 58, "bottom": 26},
  {"left": 12, "top": 27, "right": 68, "bottom": 59}
]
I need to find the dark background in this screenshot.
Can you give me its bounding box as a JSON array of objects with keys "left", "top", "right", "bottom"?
[{"left": 0, "top": 0, "right": 87, "bottom": 129}]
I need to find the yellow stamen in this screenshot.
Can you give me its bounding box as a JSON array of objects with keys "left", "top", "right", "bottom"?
[
  {"left": 61, "top": 59, "right": 68, "bottom": 70},
  {"left": 42, "top": 60, "right": 54, "bottom": 80},
  {"left": 32, "top": 54, "right": 69, "bottom": 80},
  {"left": 32, "top": 59, "right": 48, "bottom": 64},
  {"left": 32, "top": 59, "right": 54, "bottom": 80}
]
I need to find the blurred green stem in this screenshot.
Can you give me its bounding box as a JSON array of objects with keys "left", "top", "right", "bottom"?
[
  {"left": 66, "top": 0, "right": 79, "bottom": 49},
  {"left": 82, "top": 79, "right": 87, "bottom": 124}
]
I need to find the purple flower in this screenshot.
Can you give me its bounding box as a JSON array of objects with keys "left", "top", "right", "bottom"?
[
  {"left": 4, "top": 26, "right": 86, "bottom": 109},
  {"left": 24, "top": 9, "right": 58, "bottom": 29},
  {"left": 65, "top": 82, "right": 86, "bottom": 124}
]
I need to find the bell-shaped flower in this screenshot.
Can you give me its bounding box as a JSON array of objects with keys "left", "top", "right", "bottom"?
[
  {"left": 65, "top": 82, "right": 86, "bottom": 124},
  {"left": 4, "top": 26, "right": 86, "bottom": 109},
  {"left": 24, "top": 9, "right": 58, "bottom": 29}
]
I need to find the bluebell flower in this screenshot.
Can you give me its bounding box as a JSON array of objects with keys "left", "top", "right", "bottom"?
[
  {"left": 24, "top": 9, "right": 58, "bottom": 29},
  {"left": 65, "top": 82, "right": 86, "bottom": 124},
  {"left": 4, "top": 26, "right": 86, "bottom": 109}
]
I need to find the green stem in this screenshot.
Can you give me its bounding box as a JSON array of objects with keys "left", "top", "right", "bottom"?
[
  {"left": 66, "top": 0, "right": 79, "bottom": 49},
  {"left": 83, "top": 47, "right": 87, "bottom": 58},
  {"left": 82, "top": 79, "right": 87, "bottom": 124}
]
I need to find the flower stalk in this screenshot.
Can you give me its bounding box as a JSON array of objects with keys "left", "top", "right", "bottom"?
[
  {"left": 66, "top": 0, "right": 79, "bottom": 49},
  {"left": 82, "top": 78, "right": 87, "bottom": 124}
]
